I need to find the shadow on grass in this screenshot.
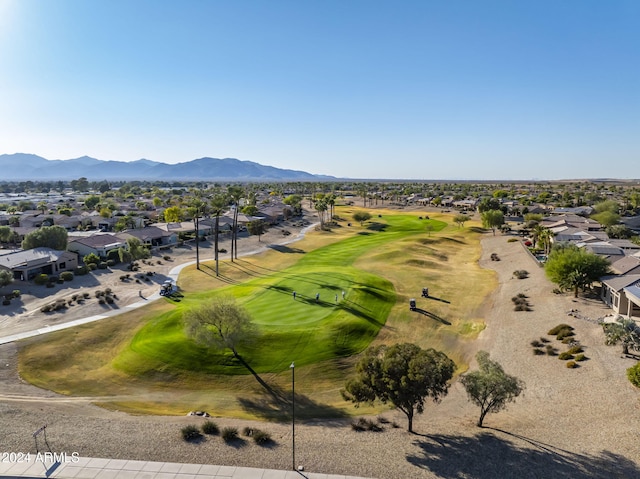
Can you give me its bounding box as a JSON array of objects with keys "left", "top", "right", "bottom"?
[
  {"left": 268, "top": 244, "right": 305, "bottom": 254},
  {"left": 407, "top": 430, "right": 639, "bottom": 479},
  {"left": 412, "top": 308, "right": 451, "bottom": 325},
  {"left": 425, "top": 295, "right": 451, "bottom": 304}
]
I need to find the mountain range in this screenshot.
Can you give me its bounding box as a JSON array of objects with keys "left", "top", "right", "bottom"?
[{"left": 0, "top": 154, "right": 336, "bottom": 182}]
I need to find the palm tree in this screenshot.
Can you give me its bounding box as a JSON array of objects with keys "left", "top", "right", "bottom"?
[
  {"left": 210, "top": 193, "right": 228, "bottom": 276},
  {"left": 227, "top": 186, "right": 244, "bottom": 262}
]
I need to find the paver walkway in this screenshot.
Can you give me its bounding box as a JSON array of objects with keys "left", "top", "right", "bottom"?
[{"left": 0, "top": 456, "right": 374, "bottom": 479}]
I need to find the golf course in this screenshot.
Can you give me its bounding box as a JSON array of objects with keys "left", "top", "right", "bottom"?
[{"left": 18, "top": 206, "right": 494, "bottom": 419}]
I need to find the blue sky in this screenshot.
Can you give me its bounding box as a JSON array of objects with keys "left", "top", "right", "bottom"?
[{"left": 0, "top": 0, "right": 638, "bottom": 180}]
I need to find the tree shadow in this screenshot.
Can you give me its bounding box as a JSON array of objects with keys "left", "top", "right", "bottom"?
[
  {"left": 237, "top": 389, "right": 349, "bottom": 422},
  {"left": 366, "top": 222, "right": 387, "bottom": 232},
  {"left": 268, "top": 244, "right": 305, "bottom": 254},
  {"left": 406, "top": 430, "right": 640, "bottom": 479},
  {"left": 412, "top": 308, "right": 451, "bottom": 325}
]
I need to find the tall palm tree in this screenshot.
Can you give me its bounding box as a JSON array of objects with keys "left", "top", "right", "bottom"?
[
  {"left": 210, "top": 193, "right": 228, "bottom": 276},
  {"left": 227, "top": 186, "right": 244, "bottom": 262}
]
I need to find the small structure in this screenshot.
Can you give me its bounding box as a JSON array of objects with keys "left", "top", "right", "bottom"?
[
  {"left": 409, "top": 298, "right": 416, "bottom": 311},
  {"left": 159, "top": 280, "right": 174, "bottom": 296}
]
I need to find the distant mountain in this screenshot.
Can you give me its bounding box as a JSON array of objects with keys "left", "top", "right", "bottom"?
[{"left": 0, "top": 154, "right": 335, "bottom": 182}]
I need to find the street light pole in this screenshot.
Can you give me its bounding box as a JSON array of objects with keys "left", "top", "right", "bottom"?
[{"left": 290, "top": 361, "right": 295, "bottom": 471}]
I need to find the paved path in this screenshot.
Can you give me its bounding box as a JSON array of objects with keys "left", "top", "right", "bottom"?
[{"left": 0, "top": 456, "right": 374, "bottom": 479}]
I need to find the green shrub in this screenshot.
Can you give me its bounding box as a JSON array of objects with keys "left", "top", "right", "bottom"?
[
  {"left": 106, "top": 259, "right": 116, "bottom": 267},
  {"left": 513, "top": 270, "right": 529, "bottom": 279},
  {"left": 558, "top": 352, "right": 574, "bottom": 360},
  {"left": 88, "top": 263, "right": 98, "bottom": 271},
  {"left": 201, "top": 421, "right": 219, "bottom": 435},
  {"left": 221, "top": 427, "right": 239, "bottom": 443},
  {"left": 575, "top": 353, "right": 587, "bottom": 362},
  {"left": 83, "top": 252, "right": 100, "bottom": 265},
  {"left": 567, "top": 345, "right": 583, "bottom": 355},
  {"left": 60, "top": 271, "right": 74, "bottom": 281},
  {"left": 548, "top": 324, "right": 574, "bottom": 335},
  {"left": 556, "top": 329, "right": 575, "bottom": 340},
  {"left": 545, "top": 345, "right": 557, "bottom": 356},
  {"left": 242, "top": 426, "right": 254, "bottom": 437},
  {"left": 253, "top": 430, "right": 272, "bottom": 445},
  {"left": 350, "top": 417, "right": 383, "bottom": 432},
  {"left": 34, "top": 273, "right": 49, "bottom": 285},
  {"left": 12, "top": 289, "right": 20, "bottom": 298},
  {"left": 627, "top": 362, "right": 640, "bottom": 388},
  {"left": 181, "top": 425, "right": 202, "bottom": 442},
  {"left": 566, "top": 361, "right": 578, "bottom": 369},
  {"left": 75, "top": 265, "right": 89, "bottom": 276}
]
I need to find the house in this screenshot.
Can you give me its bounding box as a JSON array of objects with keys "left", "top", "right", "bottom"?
[
  {"left": 199, "top": 216, "right": 234, "bottom": 233},
  {"left": 601, "top": 274, "right": 640, "bottom": 318},
  {"left": 67, "top": 234, "right": 126, "bottom": 260},
  {"left": 117, "top": 226, "right": 177, "bottom": 248},
  {"left": 610, "top": 256, "right": 640, "bottom": 276},
  {"left": 0, "top": 247, "right": 78, "bottom": 281}
]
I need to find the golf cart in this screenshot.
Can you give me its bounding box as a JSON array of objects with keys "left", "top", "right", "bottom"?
[
  {"left": 409, "top": 298, "right": 416, "bottom": 311},
  {"left": 159, "top": 280, "right": 173, "bottom": 296},
  {"left": 421, "top": 287, "right": 429, "bottom": 298}
]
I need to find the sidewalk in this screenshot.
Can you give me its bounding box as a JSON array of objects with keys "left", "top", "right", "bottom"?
[{"left": 0, "top": 456, "right": 374, "bottom": 479}]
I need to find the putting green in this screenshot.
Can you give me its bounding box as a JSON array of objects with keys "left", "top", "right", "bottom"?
[{"left": 113, "top": 214, "right": 446, "bottom": 377}]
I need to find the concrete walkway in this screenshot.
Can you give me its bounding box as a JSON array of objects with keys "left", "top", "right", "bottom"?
[{"left": 0, "top": 456, "right": 373, "bottom": 479}]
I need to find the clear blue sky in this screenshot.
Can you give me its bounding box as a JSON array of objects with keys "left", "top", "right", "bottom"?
[{"left": 0, "top": 0, "right": 638, "bottom": 180}]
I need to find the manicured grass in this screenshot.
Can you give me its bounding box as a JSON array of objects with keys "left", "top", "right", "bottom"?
[{"left": 19, "top": 208, "right": 494, "bottom": 418}]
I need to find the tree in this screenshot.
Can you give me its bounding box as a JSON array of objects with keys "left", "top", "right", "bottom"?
[
  {"left": 352, "top": 211, "right": 371, "bottom": 226},
  {"left": 163, "top": 206, "right": 183, "bottom": 223},
  {"left": 545, "top": 243, "right": 610, "bottom": 297},
  {"left": 70, "top": 177, "right": 89, "bottom": 192},
  {"left": 477, "top": 197, "right": 501, "bottom": 213},
  {"left": 210, "top": 193, "right": 228, "bottom": 276},
  {"left": 83, "top": 252, "right": 101, "bottom": 266},
  {"left": 184, "top": 296, "right": 255, "bottom": 358},
  {"left": 37, "top": 201, "right": 48, "bottom": 214},
  {"left": 0, "top": 226, "right": 16, "bottom": 244},
  {"left": 0, "top": 269, "right": 14, "bottom": 288},
  {"left": 22, "top": 225, "right": 68, "bottom": 250},
  {"left": 342, "top": 343, "right": 456, "bottom": 433},
  {"left": 247, "top": 219, "right": 266, "bottom": 241},
  {"left": 84, "top": 195, "right": 101, "bottom": 211},
  {"left": 603, "top": 316, "right": 640, "bottom": 355},
  {"left": 481, "top": 210, "right": 504, "bottom": 235},
  {"left": 126, "top": 237, "right": 150, "bottom": 261},
  {"left": 591, "top": 210, "right": 620, "bottom": 228},
  {"left": 460, "top": 350, "right": 525, "bottom": 427},
  {"left": 453, "top": 213, "right": 470, "bottom": 228}
]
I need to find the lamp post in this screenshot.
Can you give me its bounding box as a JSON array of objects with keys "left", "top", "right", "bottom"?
[{"left": 290, "top": 361, "right": 295, "bottom": 471}]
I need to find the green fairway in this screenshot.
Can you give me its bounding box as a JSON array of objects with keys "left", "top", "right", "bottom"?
[
  {"left": 114, "top": 214, "right": 443, "bottom": 376},
  {"left": 19, "top": 208, "right": 494, "bottom": 418}
]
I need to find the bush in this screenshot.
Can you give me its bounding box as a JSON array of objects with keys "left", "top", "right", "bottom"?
[
  {"left": 566, "top": 361, "right": 578, "bottom": 369},
  {"left": 40, "top": 304, "right": 52, "bottom": 313},
  {"left": 95, "top": 290, "right": 104, "bottom": 298},
  {"left": 350, "top": 417, "right": 384, "bottom": 432},
  {"left": 548, "top": 324, "right": 574, "bottom": 335},
  {"left": 627, "top": 362, "right": 640, "bottom": 388},
  {"left": 105, "top": 296, "right": 114, "bottom": 304},
  {"left": 83, "top": 252, "right": 100, "bottom": 266},
  {"left": 163, "top": 255, "right": 171, "bottom": 261},
  {"left": 242, "top": 427, "right": 254, "bottom": 437},
  {"left": 34, "top": 273, "right": 49, "bottom": 285},
  {"left": 12, "top": 290, "right": 20, "bottom": 298},
  {"left": 221, "top": 427, "right": 239, "bottom": 443},
  {"left": 60, "top": 271, "right": 74, "bottom": 282},
  {"left": 513, "top": 270, "right": 529, "bottom": 279},
  {"left": 558, "top": 352, "right": 574, "bottom": 360},
  {"left": 75, "top": 265, "right": 89, "bottom": 276},
  {"left": 253, "top": 430, "right": 272, "bottom": 445},
  {"left": 181, "top": 425, "right": 202, "bottom": 442},
  {"left": 533, "top": 348, "right": 545, "bottom": 355},
  {"left": 575, "top": 353, "right": 587, "bottom": 362},
  {"left": 98, "top": 261, "right": 108, "bottom": 269},
  {"left": 530, "top": 340, "right": 542, "bottom": 347},
  {"left": 106, "top": 259, "right": 116, "bottom": 267},
  {"left": 557, "top": 329, "right": 575, "bottom": 340},
  {"left": 201, "top": 421, "right": 219, "bottom": 435},
  {"left": 545, "top": 345, "right": 557, "bottom": 356},
  {"left": 83, "top": 292, "right": 90, "bottom": 298},
  {"left": 88, "top": 263, "right": 98, "bottom": 271},
  {"left": 567, "top": 345, "right": 583, "bottom": 355}
]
